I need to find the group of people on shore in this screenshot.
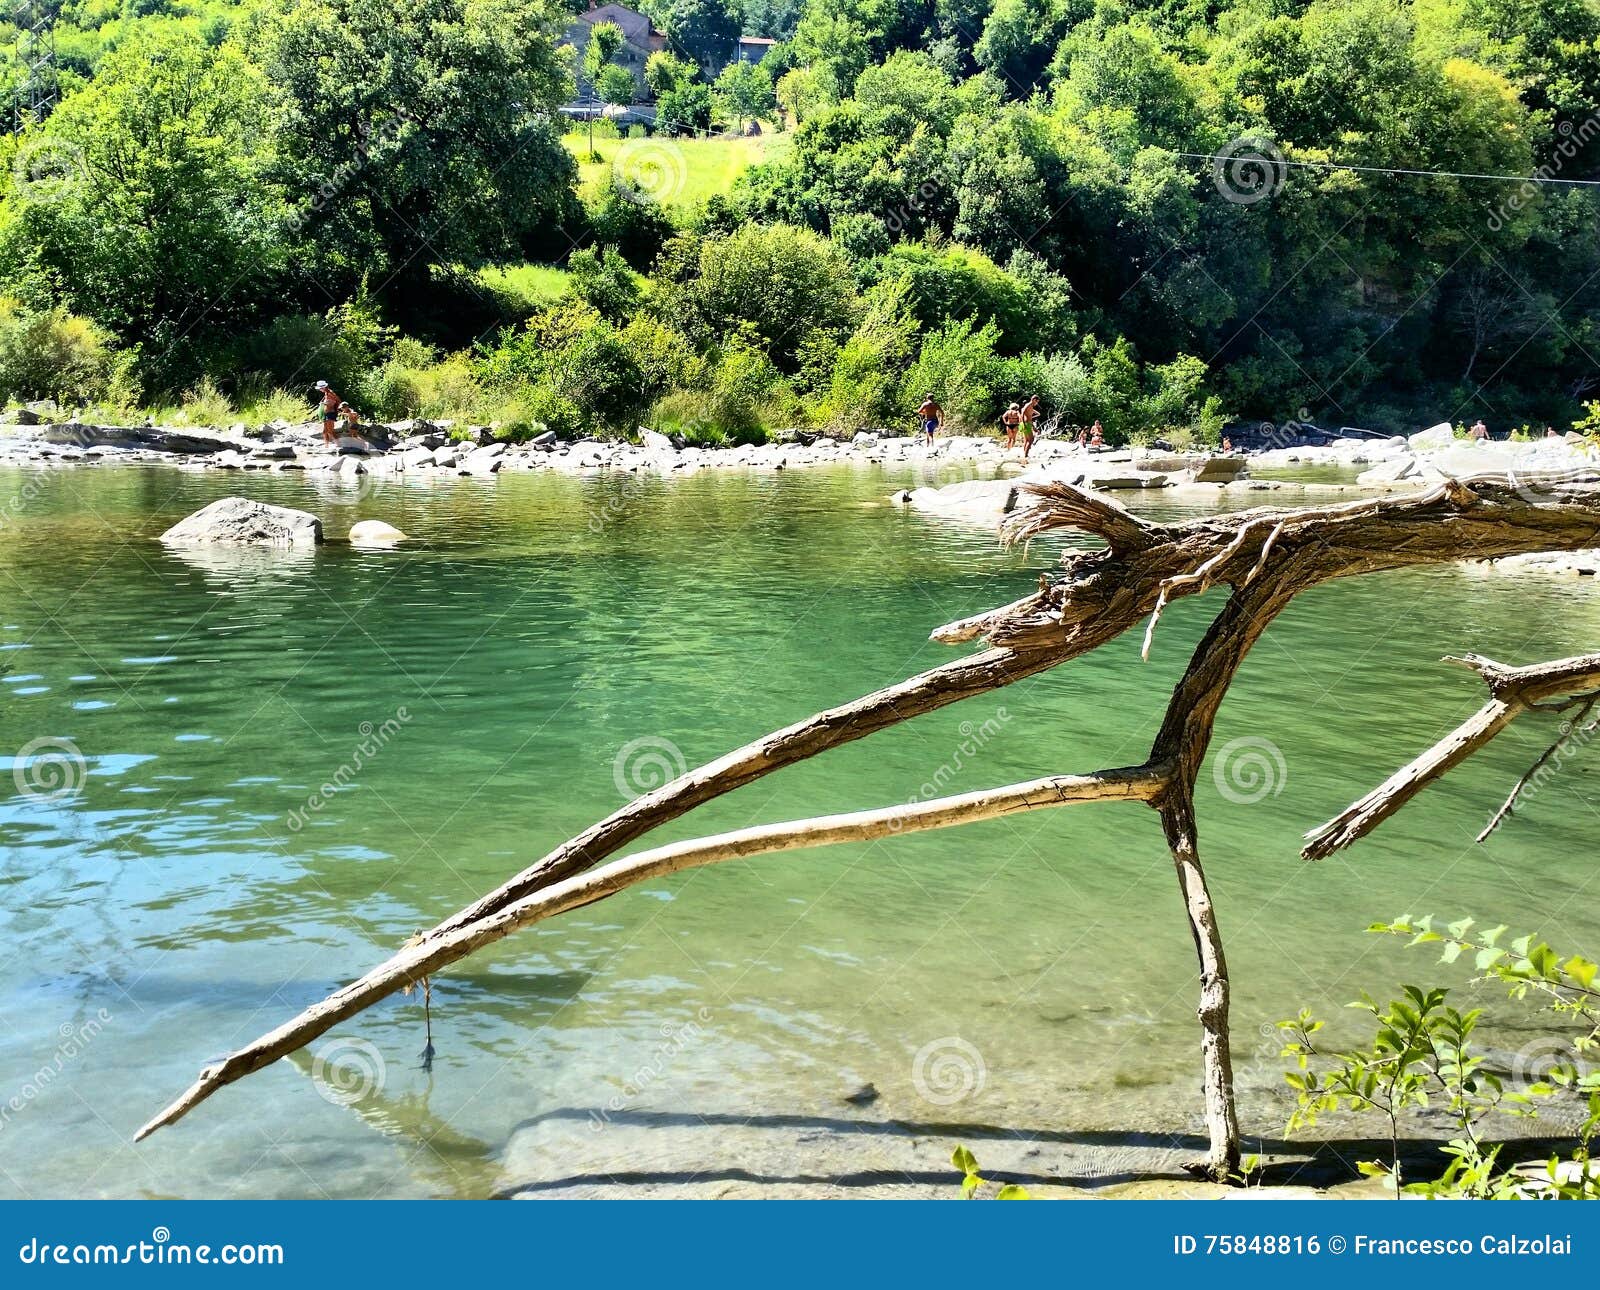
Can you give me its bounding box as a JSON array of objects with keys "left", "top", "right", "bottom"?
[
  {"left": 1468, "top": 418, "right": 1563, "bottom": 441},
  {"left": 914, "top": 393, "right": 1105, "bottom": 459},
  {"left": 314, "top": 380, "right": 367, "bottom": 448}
]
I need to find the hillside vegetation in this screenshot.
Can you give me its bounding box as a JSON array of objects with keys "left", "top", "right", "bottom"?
[{"left": 1, "top": 0, "right": 1599, "bottom": 444}]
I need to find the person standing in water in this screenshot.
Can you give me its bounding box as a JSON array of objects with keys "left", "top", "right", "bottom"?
[
  {"left": 315, "top": 380, "right": 342, "bottom": 448},
  {"left": 1001, "top": 402, "right": 1022, "bottom": 449},
  {"left": 916, "top": 394, "right": 943, "bottom": 446}
]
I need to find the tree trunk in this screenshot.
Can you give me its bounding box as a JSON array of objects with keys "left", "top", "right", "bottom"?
[{"left": 1160, "top": 793, "right": 1240, "bottom": 1180}]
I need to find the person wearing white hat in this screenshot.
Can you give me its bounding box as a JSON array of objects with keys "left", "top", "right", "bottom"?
[{"left": 314, "top": 380, "right": 341, "bottom": 447}]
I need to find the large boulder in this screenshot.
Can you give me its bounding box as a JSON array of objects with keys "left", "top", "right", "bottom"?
[
  {"left": 1408, "top": 422, "right": 1456, "bottom": 451},
  {"left": 1190, "top": 455, "right": 1247, "bottom": 484},
  {"left": 160, "top": 496, "right": 323, "bottom": 546}
]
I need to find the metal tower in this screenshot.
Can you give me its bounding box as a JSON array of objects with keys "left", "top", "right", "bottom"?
[{"left": 12, "top": 0, "right": 58, "bottom": 131}]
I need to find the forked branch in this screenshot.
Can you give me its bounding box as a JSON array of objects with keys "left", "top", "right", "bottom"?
[
  {"left": 1303, "top": 651, "right": 1600, "bottom": 860},
  {"left": 138, "top": 476, "right": 1600, "bottom": 1156}
]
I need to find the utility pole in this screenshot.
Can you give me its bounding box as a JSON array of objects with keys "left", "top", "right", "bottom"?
[{"left": 12, "top": 0, "right": 59, "bottom": 131}]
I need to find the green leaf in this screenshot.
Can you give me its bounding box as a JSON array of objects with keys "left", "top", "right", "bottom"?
[
  {"left": 1564, "top": 956, "right": 1598, "bottom": 991},
  {"left": 951, "top": 1145, "right": 978, "bottom": 1176},
  {"left": 995, "top": 1184, "right": 1031, "bottom": 1200}
]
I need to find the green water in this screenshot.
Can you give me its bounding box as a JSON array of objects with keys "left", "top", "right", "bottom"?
[{"left": 1, "top": 462, "right": 1597, "bottom": 1197}]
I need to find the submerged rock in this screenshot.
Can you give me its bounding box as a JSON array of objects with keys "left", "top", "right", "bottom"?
[
  {"left": 348, "top": 519, "right": 407, "bottom": 545},
  {"left": 160, "top": 496, "right": 323, "bottom": 546}
]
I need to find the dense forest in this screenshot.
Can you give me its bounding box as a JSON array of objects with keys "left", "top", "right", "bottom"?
[{"left": 2, "top": 0, "right": 1599, "bottom": 442}]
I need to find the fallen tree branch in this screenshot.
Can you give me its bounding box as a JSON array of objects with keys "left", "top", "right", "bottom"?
[
  {"left": 1302, "top": 651, "right": 1600, "bottom": 860},
  {"left": 140, "top": 476, "right": 1600, "bottom": 1164},
  {"left": 135, "top": 764, "right": 1163, "bottom": 1140},
  {"left": 1476, "top": 696, "right": 1600, "bottom": 842}
]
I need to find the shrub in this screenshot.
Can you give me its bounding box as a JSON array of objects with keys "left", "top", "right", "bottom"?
[
  {"left": 586, "top": 178, "right": 676, "bottom": 270},
  {"left": 818, "top": 276, "right": 919, "bottom": 430},
  {"left": 999, "top": 351, "right": 1091, "bottom": 429},
  {"left": 511, "top": 385, "right": 583, "bottom": 440},
  {"left": 567, "top": 245, "right": 642, "bottom": 319},
  {"left": 900, "top": 318, "right": 1002, "bottom": 430},
  {"left": 668, "top": 223, "right": 857, "bottom": 368},
  {"left": 649, "top": 390, "right": 729, "bottom": 447},
  {"left": 236, "top": 383, "right": 309, "bottom": 425},
  {"left": 618, "top": 316, "right": 707, "bottom": 397},
  {"left": 866, "top": 243, "right": 1034, "bottom": 353},
  {"left": 178, "top": 375, "right": 234, "bottom": 426},
  {"left": 658, "top": 83, "right": 713, "bottom": 135},
  {"left": 0, "top": 299, "right": 130, "bottom": 406}
]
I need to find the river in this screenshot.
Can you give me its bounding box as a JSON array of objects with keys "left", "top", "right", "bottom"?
[{"left": 1, "top": 461, "right": 1595, "bottom": 1197}]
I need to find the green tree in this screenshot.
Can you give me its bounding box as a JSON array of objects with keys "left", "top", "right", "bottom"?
[
  {"left": 266, "top": 0, "right": 576, "bottom": 307},
  {"left": 716, "top": 60, "right": 775, "bottom": 133},
  {"left": 645, "top": 0, "right": 740, "bottom": 77},
  {"left": 0, "top": 28, "right": 288, "bottom": 388},
  {"left": 663, "top": 223, "right": 857, "bottom": 366},
  {"left": 583, "top": 20, "right": 627, "bottom": 155},
  {"left": 645, "top": 50, "right": 696, "bottom": 98},
  {"left": 658, "top": 82, "right": 713, "bottom": 134}
]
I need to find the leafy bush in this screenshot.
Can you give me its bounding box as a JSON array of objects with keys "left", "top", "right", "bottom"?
[
  {"left": 665, "top": 223, "right": 857, "bottom": 368},
  {"left": 178, "top": 375, "right": 234, "bottom": 426},
  {"left": 998, "top": 350, "right": 1090, "bottom": 429},
  {"left": 900, "top": 317, "right": 1002, "bottom": 430},
  {"left": 617, "top": 315, "right": 707, "bottom": 397},
  {"left": 649, "top": 390, "right": 730, "bottom": 447},
  {"left": 567, "top": 245, "right": 642, "bottom": 320},
  {"left": 817, "top": 276, "right": 918, "bottom": 430},
  {"left": 586, "top": 178, "right": 677, "bottom": 271},
  {"left": 0, "top": 300, "right": 132, "bottom": 407},
  {"left": 1281, "top": 916, "right": 1600, "bottom": 1198},
  {"left": 658, "top": 83, "right": 713, "bottom": 135}
]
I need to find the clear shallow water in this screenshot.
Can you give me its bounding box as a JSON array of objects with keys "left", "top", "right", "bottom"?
[{"left": 1, "top": 462, "right": 1598, "bottom": 1197}]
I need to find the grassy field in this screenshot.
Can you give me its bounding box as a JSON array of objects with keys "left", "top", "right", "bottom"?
[
  {"left": 477, "top": 262, "right": 572, "bottom": 314},
  {"left": 563, "top": 131, "right": 785, "bottom": 208}
]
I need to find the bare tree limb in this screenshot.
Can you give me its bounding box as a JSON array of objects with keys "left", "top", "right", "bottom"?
[
  {"left": 1476, "top": 697, "right": 1600, "bottom": 842},
  {"left": 1303, "top": 652, "right": 1600, "bottom": 860},
  {"left": 139, "top": 477, "right": 1600, "bottom": 1166},
  {"left": 135, "top": 765, "right": 1163, "bottom": 1140}
]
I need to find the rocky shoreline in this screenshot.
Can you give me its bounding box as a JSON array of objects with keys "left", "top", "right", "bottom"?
[{"left": 9, "top": 416, "right": 1600, "bottom": 574}]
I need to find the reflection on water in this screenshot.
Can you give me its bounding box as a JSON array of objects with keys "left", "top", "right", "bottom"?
[{"left": 0, "top": 461, "right": 1596, "bottom": 1197}]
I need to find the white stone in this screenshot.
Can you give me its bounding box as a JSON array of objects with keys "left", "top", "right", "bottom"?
[
  {"left": 1408, "top": 423, "right": 1456, "bottom": 450},
  {"left": 349, "top": 520, "right": 407, "bottom": 545}
]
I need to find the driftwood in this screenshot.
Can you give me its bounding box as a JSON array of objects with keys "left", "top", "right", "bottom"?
[
  {"left": 137, "top": 475, "right": 1600, "bottom": 1181},
  {"left": 1304, "top": 651, "right": 1600, "bottom": 859}
]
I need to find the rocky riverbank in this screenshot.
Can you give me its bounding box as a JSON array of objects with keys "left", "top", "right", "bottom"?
[{"left": 0, "top": 418, "right": 1046, "bottom": 478}]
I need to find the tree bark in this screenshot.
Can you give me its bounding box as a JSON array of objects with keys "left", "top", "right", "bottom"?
[{"left": 1159, "top": 792, "right": 1239, "bottom": 1180}]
